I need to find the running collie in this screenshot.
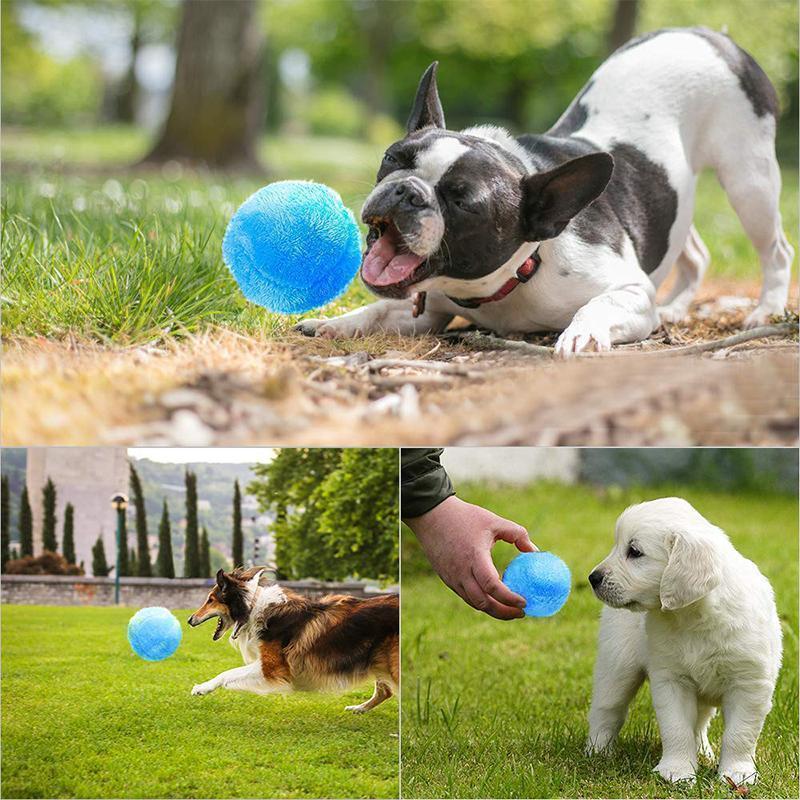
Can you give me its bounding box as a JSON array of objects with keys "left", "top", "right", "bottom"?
[{"left": 187, "top": 568, "right": 399, "bottom": 713}]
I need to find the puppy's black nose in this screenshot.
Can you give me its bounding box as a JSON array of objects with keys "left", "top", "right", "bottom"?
[
  {"left": 588, "top": 570, "right": 604, "bottom": 589},
  {"left": 393, "top": 181, "right": 428, "bottom": 208}
]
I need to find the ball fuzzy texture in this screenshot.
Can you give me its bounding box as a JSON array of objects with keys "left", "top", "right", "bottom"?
[
  {"left": 127, "top": 606, "right": 182, "bottom": 662},
  {"left": 502, "top": 552, "right": 571, "bottom": 617},
  {"left": 222, "top": 180, "right": 362, "bottom": 314}
]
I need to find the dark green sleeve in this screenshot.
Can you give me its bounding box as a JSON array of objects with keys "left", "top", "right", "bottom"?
[{"left": 401, "top": 448, "right": 455, "bottom": 518}]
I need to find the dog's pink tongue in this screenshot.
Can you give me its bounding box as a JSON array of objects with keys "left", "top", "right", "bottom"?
[{"left": 362, "top": 232, "right": 425, "bottom": 287}]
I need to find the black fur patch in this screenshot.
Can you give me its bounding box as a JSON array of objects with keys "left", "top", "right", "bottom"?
[
  {"left": 548, "top": 80, "right": 594, "bottom": 137},
  {"left": 217, "top": 573, "right": 251, "bottom": 624}
]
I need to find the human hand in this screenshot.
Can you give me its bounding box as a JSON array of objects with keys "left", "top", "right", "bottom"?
[{"left": 405, "top": 495, "right": 537, "bottom": 620}]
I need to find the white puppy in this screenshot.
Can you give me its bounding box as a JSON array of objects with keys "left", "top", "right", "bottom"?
[{"left": 587, "top": 498, "right": 782, "bottom": 786}]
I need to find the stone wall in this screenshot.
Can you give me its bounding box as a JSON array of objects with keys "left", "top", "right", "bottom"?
[{"left": 0, "top": 575, "right": 395, "bottom": 609}]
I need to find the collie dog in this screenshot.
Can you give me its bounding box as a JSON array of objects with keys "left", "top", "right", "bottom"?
[{"left": 187, "top": 568, "right": 399, "bottom": 713}]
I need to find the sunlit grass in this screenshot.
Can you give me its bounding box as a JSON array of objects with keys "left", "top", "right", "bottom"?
[
  {"left": 1, "top": 605, "right": 398, "bottom": 799},
  {"left": 1, "top": 126, "right": 797, "bottom": 344}
]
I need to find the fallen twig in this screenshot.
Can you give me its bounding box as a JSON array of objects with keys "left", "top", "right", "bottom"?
[{"left": 366, "top": 358, "right": 481, "bottom": 375}]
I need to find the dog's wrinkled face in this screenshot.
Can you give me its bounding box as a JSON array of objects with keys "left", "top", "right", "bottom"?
[
  {"left": 360, "top": 62, "right": 614, "bottom": 298},
  {"left": 188, "top": 569, "right": 254, "bottom": 641},
  {"left": 589, "top": 498, "right": 724, "bottom": 612}
]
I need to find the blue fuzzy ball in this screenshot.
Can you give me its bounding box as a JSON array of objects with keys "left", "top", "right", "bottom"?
[
  {"left": 222, "top": 180, "right": 362, "bottom": 314},
  {"left": 502, "top": 552, "right": 571, "bottom": 618},
  {"left": 127, "top": 606, "right": 182, "bottom": 662}
]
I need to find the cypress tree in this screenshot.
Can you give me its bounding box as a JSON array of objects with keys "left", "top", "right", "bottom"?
[
  {"left": 129, "top": 463, "right": 152, "bottom": 577},
  {"left": 62, "top": 503, "right": 76, "bottom": 564},
  {"left": 232, "top": 479, "right": 243, "bottom": 568},
  {"left": 156, "top": 499, "right": 175, "bottom": 578},
  {"left": 92, "top": 535, "right": 110, "bottom": 577},
  {"left": 200, "top": 526, "right": 211, "bottom": 578},
  {"left": 129, "top": 547, "right": 138, "bottom": 576},
  {"left": 1, "top": 475, "right": 10, "bottom": 571},
  {"left": 42, "top": 478, "right": 57, "bottom": 553},
  {"left": 183, "top": 470, "right": 200, "bottom": 578},
  {"left": 19, "top": 486, "right": 33, "bottom": 556},
  {"left": 10, "top": 547, "right": 19, "bottom": 561}
]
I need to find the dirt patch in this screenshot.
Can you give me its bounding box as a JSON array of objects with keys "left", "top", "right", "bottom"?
[{"left": 3, "top": 298, "right": 796, "bottom": 447}]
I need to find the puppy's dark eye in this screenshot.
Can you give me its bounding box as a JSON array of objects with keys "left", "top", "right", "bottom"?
[
  {"left": 383, "top": 152, "right": 398, "bottom": 165},
  {"left": 627, "top": 545, "right": 643, "bottom": 559}
]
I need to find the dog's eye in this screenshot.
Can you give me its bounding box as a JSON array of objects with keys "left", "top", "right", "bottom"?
[
  {"left": 627, "top": 544, "right": 643, "bottom": 559},
  {"left": 383, "top": 152, "right": 398, "bottom": 165}
]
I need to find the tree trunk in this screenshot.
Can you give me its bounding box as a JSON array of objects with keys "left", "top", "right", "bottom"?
[
  {"left": 607, "top": 0, "right": 639, "bottom": 54},
  {"left": 144, "top": 0, "right": 265, "bottom": 169},
  {"left": 115, "top": 12, "right": 142, "bottom": 124}
]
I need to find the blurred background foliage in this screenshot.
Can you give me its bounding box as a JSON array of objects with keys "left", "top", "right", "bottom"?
[{"left": 2, "top": 0, "right": 797, "bottom": 159}]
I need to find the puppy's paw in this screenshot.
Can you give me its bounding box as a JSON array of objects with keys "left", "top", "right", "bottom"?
[
  {"left": 585, "top": 736, "right": 614, "bottom": 757},
  {"left": 191, "top": 682, "right": 215, "bottom": 696},
  {"left": 294, "top": 319, "right": 327, "bottom": 338},
  {"left": 654, "top": 759, "right": 697, "bottom": 784},
  {"left": 555, "top": 323, "right": 611, "bottom": 359},
  {"left": 294, "top": 317, "right": 363, "bottom": 339},
  {"left": 345, "top": 704, "right": 368, "bottom": 714},
  {"left": 719, "top": 763, "right": 758, "bottom": 787}
]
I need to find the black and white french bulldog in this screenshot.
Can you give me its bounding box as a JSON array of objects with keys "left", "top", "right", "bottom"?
[{"left": 298, "top": 27, "right": 793, "bottom": 357}]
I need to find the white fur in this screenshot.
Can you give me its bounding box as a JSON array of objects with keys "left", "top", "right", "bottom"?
[
  {"left": 461, "top": 124, "right": 535, "bottom": 171},
  {"left": 587, "top": 498, "right": 782, "bottom": 786},
  {"left": 414, "top": 136, "right": 470, "bottom": 185},
  {"left": 304, "top": 30, "right": 793, "bottom": 353}
]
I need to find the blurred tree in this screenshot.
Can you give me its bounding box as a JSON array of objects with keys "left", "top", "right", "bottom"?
[
  {"left": 129, "top": 463, "right": 152, "bottom": 577},
  {"left": 144, "top": 0, "right": 265, "bottom": 169},
  {"left": 1, "top": 475, "right": 10, "bottom": 571},
  {"left": 183, "top": 469, "right": 200, "bottom": 577},
  {"left": 129, "top": 546, "right": 138, "bottom": 576},
  {"left": 19, "top": 486, "right": 33, "bottom": 557},
  {"left": 232, "top": 479, "right": 244, "bottom": 568},
  {"left": 41, "top": 478, "right": 57, "bottom": 553},
  {"left": 199, "top": 526, "right": 211, "bottom": 578},
  {"left": 62, "top": 502, "right": 76, "bottom": 565},
  {"left": 249, "top": 448, "right": 397, "bottom": 582},
  {"left": 92, "top": 535, "right": 111, "bottom": 577},
  {"left": 607, "top": 0, "right": 639, "bottom": 53},
  {"left": 156, "top": 499, "right": 175, "bottom": 578}
]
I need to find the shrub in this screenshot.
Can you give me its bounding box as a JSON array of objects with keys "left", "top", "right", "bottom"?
[{"left": 5, "top": 550, "right": 83, "bottom": 576}]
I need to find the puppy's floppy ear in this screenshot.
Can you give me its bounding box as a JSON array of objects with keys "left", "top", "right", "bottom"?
[
  {"left": 521, "top": 152, "right": 614, "bottom": 241},
  {"left": 407, "top": 62, "right": 446, "bottom": 133},
  {"left": 216, "top": 568, "right": 228, "bottom": 592},
  {"left": 660, "top": 529, "right": 722, "bottom": 611}
]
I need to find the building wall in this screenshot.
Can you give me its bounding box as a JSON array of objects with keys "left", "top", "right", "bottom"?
[
  {"left": 27, "top": 447, "right": 129, "bottom": 570},
  {"left": 1, "top": 575, "right": 395, "bottom": 608},
  {"left": 441, "top": 447, "right": 580, "bottom": 485}
]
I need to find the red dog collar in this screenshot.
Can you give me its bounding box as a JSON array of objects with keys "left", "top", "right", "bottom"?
[{"left": 411, "top": 248, "right": 541, "bottom": 317}]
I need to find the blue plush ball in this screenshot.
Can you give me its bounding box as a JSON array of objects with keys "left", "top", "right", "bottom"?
[
  {"left": 502, "top": 552, "right": 571, "bottom": 618},
  {"left": 127, "top": 606, "right": 182, "bottom": 662},
  {"left": 222, "top": 180, "right": 362, "bottom": 314}
]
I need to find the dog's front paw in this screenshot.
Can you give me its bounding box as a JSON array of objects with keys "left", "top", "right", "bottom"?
[
  {"left": 719, "top": 762, "right": 758, "bottom": 787},
  {"left": 294, "top": 318, "right": 328, "bottom": 338},
  {"left": 743, "top": 305, "right": 782, "bottom": 330},
  {"left": 345, "top": 703, "right": 368, "bottom": 714},
  {"left": 658, "top": 303, "right": 689, "bottom": 325},
  {"left": 555, "top": 322, "right": 611, "bottom": 358},
  {"left": 654, "top": 759, "right": 697, "bottom": 784},
  {"left": 191, "top": 682, "right": 215, "bottom": 696}
]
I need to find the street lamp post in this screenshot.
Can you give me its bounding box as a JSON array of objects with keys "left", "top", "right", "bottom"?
[{"left": 111, "top": 494, "right": 128, "bottom": 604}]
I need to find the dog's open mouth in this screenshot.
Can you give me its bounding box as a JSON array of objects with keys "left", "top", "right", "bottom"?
[
  {"left": 361, "top": 218, "right": 431, "bottom": 290},
  {"left": 212, "top": 617, "right": 226, "bottom": 641}
]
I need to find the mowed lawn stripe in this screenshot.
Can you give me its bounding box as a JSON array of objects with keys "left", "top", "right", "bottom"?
[
  {"left": 401, "top": 483, "right": 798, "bottom": 799},
  {"left": 1, "top": 605, "right": 398, "bottom": 799}
]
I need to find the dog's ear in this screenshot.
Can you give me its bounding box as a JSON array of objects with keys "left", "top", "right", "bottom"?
[
  {"left": 659, "top": 530, "right": 722, "bottom": 611},
  {"left": 215, "top": 568, "right": 228, "bottom": 592},
  {"left": 407, "top": 62, "right": 446, "bottom": 133},
  {"left": 520, "top": 152, "right": 614, "bottom": 241}
]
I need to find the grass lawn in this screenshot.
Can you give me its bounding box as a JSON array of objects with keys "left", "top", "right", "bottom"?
[
  {"left": 401, "top": 482, "right": 798, "bottom": 799},
  {"left": 1, "top": 126, "right": 797, "bottom": 344},
  {"left": 1, "top": 605, "right": 398, "bottom": 799}
]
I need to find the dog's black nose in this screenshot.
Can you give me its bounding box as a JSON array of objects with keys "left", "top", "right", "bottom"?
[
  {"left": 393, "top": 181, "right": 429, "bottom": 209},
  {"left": 588, "top": 570, "right": 604, "bottom": 589}
]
